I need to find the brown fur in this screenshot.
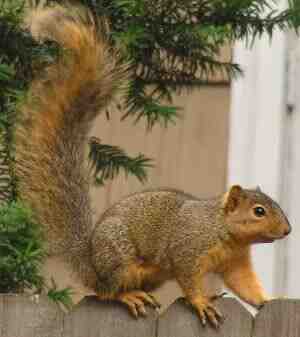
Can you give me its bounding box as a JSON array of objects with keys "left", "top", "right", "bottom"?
[
  {"left": 15, "top": 3, "right": 128, "bottom": 289},
  {"left": 120, "top": 263, "right": 169, "bottom": 291},
  {"left": 92, "top": 186, "right": 290, "bottom": 325},
  {"left": 15, "top": 3, "right": 291, "bottom": 326}
]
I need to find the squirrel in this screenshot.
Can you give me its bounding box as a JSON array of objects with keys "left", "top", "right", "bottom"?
[{"left": 15, "top": 3, "right": 291, "bottom": 328}]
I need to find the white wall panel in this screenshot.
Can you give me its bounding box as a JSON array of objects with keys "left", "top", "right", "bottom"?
[{"left": 228, "top": 1, "right": 287, "bottom": 295}]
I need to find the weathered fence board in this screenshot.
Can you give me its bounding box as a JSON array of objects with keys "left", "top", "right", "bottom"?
[
  {"left": 252, "top": 299, "right": 300, "bottom": 337},
  {"left": 158, "top": 298, "right": 253, "bottom": 337},
  {"left": 0, "top": 294, "right": 63, "bottom": 337},
  {"left": 0, "top": 294, "right": 300, "bottom": 337},
  {"left": 63, "top": 297, "right": 158, "bottom": 337}
]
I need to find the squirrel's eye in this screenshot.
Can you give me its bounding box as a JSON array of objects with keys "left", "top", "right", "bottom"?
[{"left": 253, "top": 206, "right": 266, "bottom": 217}]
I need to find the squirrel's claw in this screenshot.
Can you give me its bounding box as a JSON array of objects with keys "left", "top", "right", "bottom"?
[
  {"left": 189, "top": 297, "right": 223, "bottom": 329},
  {"left": 117, "top": 291, "right": 160, "bottom": 317},
  {"left": 125, "top": 297, "right": 147, "bottom": 317},
  {"left": 205, "top": 308, "right": 220, "bottom": 328}
]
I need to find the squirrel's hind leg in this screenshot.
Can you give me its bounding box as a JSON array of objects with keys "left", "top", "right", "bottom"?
[
  {"left": 96, "top": 262, "right": 163, "bottom": 317},
  {"left": 92, "top": 217, "right": 167, "bottom": 317}
]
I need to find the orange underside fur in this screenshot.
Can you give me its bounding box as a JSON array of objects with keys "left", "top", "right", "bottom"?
[
  {"left": 98, "top": 239, "right": 267, "bottom": 308},
  {"left": 122, "top": 263, "right": 164, "bottom": 289},
  {"left": 188, "top": 241, "right": 268, "bottom": 306}
]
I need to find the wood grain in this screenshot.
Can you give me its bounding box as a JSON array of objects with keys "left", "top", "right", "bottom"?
[
  {"left": 252, "top": 299, "right": 300, "bottom": 337},
  {"left": 63, "top": 296, "right": 158, "bottom": 337},
  {"left": 4, "top": 295, "right": 300, "bottom": 337},
  {"left": 0, "top": 294, "right": 63, "bottom": 337}
]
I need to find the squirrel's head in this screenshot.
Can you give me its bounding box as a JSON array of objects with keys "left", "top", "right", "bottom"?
[{"left": 222, "top": 185, "right": 291, "bottom": 244}]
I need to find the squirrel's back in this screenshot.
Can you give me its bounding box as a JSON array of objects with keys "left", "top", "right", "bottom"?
[
  {"left": 15, "top": 3, "right": 128, "bottom": 260},
  {"left": 94, "top": 188, "right": 224, "bottom": 267},
  {"left": 98, "top": 188, "right": 197, "bottom": 223}
]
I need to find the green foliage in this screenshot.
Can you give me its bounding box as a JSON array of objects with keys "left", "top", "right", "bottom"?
[
  {"left": 79, "top": 0, "right": 300, "bottom": 178},
  {"left": 0, "top": 201, "right": 44, "bottom": 293},
  {"left": 46, "top": 279, "right": 74, "bottom": 310},
  {"left": 57, "top": 0, "right": 300, "bottom": 128},
  {"left": 0, "top": 0, "right": 58, "bottom": 200},
  {"left": 0, "top": 0, "right": 57, "bottom": 131},
  {"left": 89, "top": 137, "right": 153, "bottom": 185},
  {"left": 0, "top": 200, "right": 73, "bottom": 308}
]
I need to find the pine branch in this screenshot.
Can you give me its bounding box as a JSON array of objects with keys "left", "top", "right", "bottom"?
[
  {"left": 122, "top": 80, "right": 180, "bottom": 129},
  {"left": 42, "top": 0, "right": 300, "bottom": 127},
  {"left": 80, "top": 0, "right": 300, "bottom": 126},
  {"left": 88, "top": 137, "right": 153, "bottom": 185},
  {"left": 0, "top": 1, "right": 57, "bottom": 117}
]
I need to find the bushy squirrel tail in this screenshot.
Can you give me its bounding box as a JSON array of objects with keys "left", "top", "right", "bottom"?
[{"left": 15, "top": 3, "right": 128, "bottom": 257}]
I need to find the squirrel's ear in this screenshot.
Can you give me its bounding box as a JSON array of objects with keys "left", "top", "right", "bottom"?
[
  {"left": 223, "top": 185, "right": 244, "bottom": 213},
  {"left": 256, "top": 186, "right": 262, "bottom": 193}
]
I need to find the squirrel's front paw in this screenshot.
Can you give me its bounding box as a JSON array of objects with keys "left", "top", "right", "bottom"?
[{"left": 188, "top": 296, "right": 224, "bottom": 328}]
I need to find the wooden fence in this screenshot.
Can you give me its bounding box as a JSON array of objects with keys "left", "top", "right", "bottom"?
[{"left": 0, "top": 295, "right": 299, "bottom": 337}]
